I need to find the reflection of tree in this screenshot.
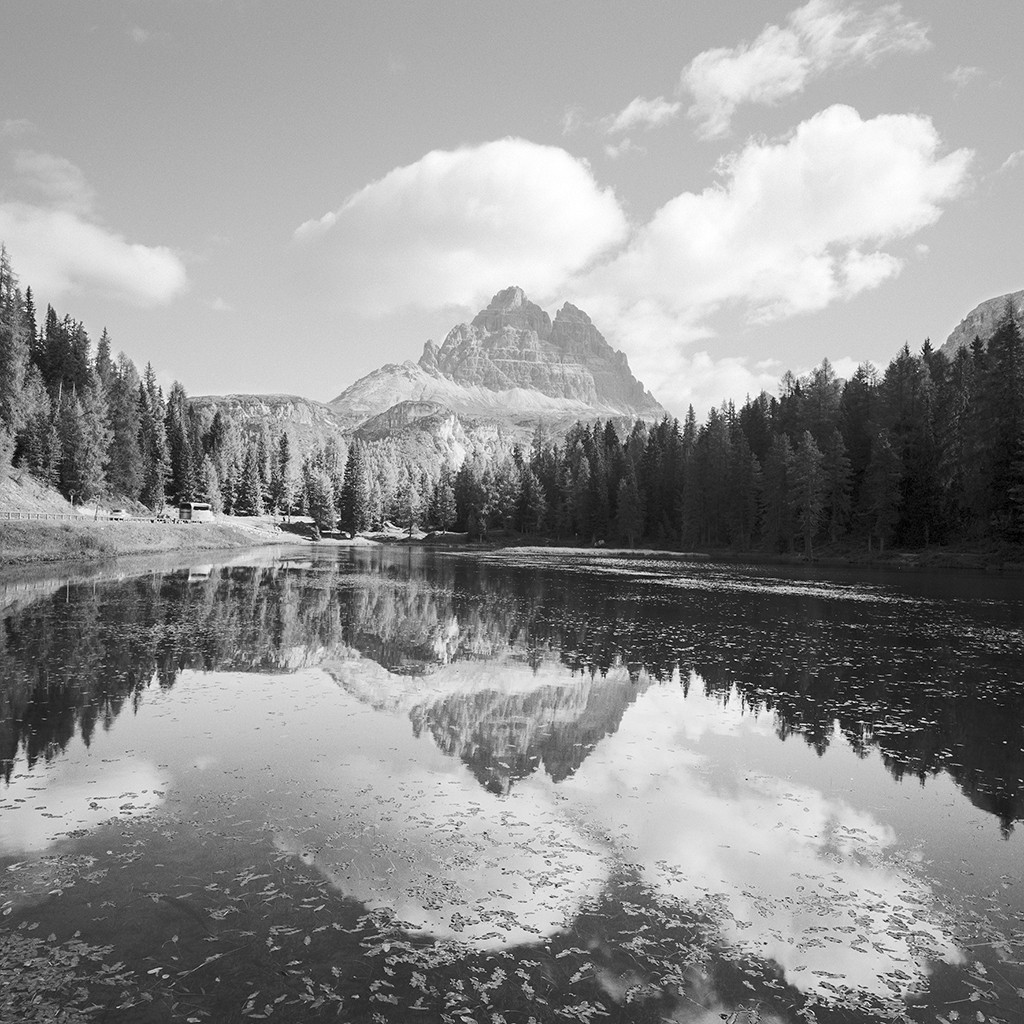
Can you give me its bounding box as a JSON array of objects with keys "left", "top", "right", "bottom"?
[
  {"left": 2, "top": 550, "right": 1023, "bottom": 833},
  {"left": 0, "top": 564, "right": 353, "bottom": 780}
]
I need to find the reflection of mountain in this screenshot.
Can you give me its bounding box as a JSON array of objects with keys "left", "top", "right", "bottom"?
[{"left": 2, "top": 549, "right": 1023, "bottom": 834}]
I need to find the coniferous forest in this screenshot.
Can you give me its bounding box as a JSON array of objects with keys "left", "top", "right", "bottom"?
[{"left": 2, "top": 244, "right": 1023, "bottom": 552}]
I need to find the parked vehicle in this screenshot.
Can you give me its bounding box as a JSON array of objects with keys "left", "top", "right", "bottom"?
[
  {"left": 178, "top": 502, "right": 214, "bottom": 523},
  {"left": 108, "top": 509, "right": 130, "bottom": 520}
]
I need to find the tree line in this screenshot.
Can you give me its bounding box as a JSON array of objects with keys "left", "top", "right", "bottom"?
[{"left": 3, "top": 244, "right": 1023, "bottom": 548}]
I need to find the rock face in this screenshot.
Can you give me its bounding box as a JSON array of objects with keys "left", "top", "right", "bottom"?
[
  {"left": 940, "top": 289, "right": 1024, "bottom": 358},
  {"left": 189, "top": 393, "right": 348, "bottom": 450},
  {"left": 330, "top": 286, "right": 665, "bottom": 430}
]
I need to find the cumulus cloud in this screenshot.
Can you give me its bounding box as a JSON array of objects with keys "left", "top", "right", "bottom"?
[
  {"left": 0, "top": 145, "right": 187, "bottom": 305},
  {"left": 573, "top": 105, "right": 971, "bottom": 408},
  {"left": 0, "top": 202, "right": 188, "bottom": 305},
  {"left": 605, "top": 95, "right": 681, "bottom": 134},
  {"left": 682, "top": 0, "right": 930, "bottom": 138},
  {"left": 293, "top": 138, "right": 628, "bottom": 316}
]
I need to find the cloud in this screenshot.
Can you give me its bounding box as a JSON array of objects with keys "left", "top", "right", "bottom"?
[
  {"left": 0, "top": 118, "right": 35, "bottom": 140},
  {"left": 603, "top": 137, "right": 644, "bottom": 160},
  {"left": 945, "top": 64, "right": 982, "bottom": 89},
  {"left": 605, "top": 95, "right": 681, "bottom": 134},
  {"left": 574, "top": 105, "right": 971, "bottom": 412},
  {"left": 996, "top": 149, "right": 1024, "bottom": 175},
  {"left": 14, "top": 149, "right": 95, "bottom": 215},
  {"left": 681, "top": 0, "right": 930, "bottom": 138},
  {"left": 293, "top": 137, "right": 628, "bottom": 316},
  {"left": 0, "top": 202, "right": 188, "bottom": 305}
]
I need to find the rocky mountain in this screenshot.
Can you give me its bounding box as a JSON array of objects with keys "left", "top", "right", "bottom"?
[
  {"left": 189, "top": 393, "right": 348, "bottom": 451},
  {"left": 940, "top": 288, "right": 1024, "bottom": 358},
  {"left": 187, "top": 287, "right": 665, "bottom": 458},
  {"left": 329, "top": 286, "right": 665, "bottom": 431}
]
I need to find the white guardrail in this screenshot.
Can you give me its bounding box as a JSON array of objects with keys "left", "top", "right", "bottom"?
[{"left": 0, "top": 510, "right": 171, "bottom": 522}]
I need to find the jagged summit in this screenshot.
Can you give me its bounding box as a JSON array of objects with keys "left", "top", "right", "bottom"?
[{"left": 330, "top": 286, "right": 665, "bottom": 432}]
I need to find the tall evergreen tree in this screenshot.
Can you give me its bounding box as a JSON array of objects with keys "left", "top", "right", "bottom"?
[{"left": 791, "top": 431, "right": 825, "bottom": 556}]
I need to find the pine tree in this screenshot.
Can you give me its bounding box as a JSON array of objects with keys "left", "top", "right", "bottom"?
[
  {"left": 107, "top": 355, "right": 145, "bottom": 499},
  {"left": 94, "top": 329, "right": 115, "bottom": 394},
  {"left": 821, "top": 428, "right": 852, "bottom": 543},
  {"left": 201, "top": 455, "right": 223, "bottom": 514},
  {"left": 980, "top": 301, "right": 1024, "bottom": 536},
  {"left": 860, "top": 430, "right": 903, "bottom": 552},
  {"left": 762, "top": 433, "right": 795, "bottom": 551},
  {"left": 0, "top": 246, "right": 33, "bottom": 441},
  {"left": 791, "top": 431, "right": 825, "bottom": 556},
  {"left": 236, "top": 442, "right": 265, "bottom": 515},
  {"left": 340, "top": 440, "right": 371, "bottom": 534},
  {"left": 306, "top": 469, "right": 336, "bottom": 532},
  {"left": 139, "top": 365, "right": 170, "bottom": 512},
  {"left": 519, "top": 467, "right": 547, "bottom": 535},
  {"left": 269, "top": 432, "right": 294, "bottom": 515},
  {"left": 616, "top": 467, "right": 644, "bottom": 547}
]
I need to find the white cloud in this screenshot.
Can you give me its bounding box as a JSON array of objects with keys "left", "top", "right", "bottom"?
[
  {"left": 605, "top": 95, "right": 681, "bottom": 134},
  {"left": 996, "top": 149, "right": 1024, "bottom": 175},
  {"left": 682, "top": 0, "right": 930, "bottom": 138},
  {"left": 603, "top": 137, "right": 644, "bottom": 160},
  {"left": 293, "top": 137, "right": 628, "bottom": 316},
  {"left": 14, "top": 149, "right": 96, "bottom": 215},
  {"left": 0, "top": 202, "right": 188, "bottom": 305},
  {"left": 574, "top": 105, "right": 971, "bottom": 413},
  {"left": 945, "top": 64, "right": 982, "bottom": 89}
]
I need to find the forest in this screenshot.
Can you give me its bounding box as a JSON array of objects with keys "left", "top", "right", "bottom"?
[{"left": 2, "top": 243, "right": 1023, "bottom": 552}]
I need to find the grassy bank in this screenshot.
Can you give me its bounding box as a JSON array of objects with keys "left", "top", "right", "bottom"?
[{"left": 0, "top": 517, "right": 291, "bottom": 569}]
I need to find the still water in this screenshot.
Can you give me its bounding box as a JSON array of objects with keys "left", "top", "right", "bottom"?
[{"left": 1, "top": 546, "right": 1022, "bottom": 1023}]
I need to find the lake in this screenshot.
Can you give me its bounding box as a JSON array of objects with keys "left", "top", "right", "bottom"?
[{"left": 1, "top": 546, "right": 1022, "bottom": 1024}]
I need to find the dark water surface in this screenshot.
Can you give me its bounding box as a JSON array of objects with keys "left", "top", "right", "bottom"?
[{"left": 1, "top": 546, "right": 1022, "bottom": 1023}]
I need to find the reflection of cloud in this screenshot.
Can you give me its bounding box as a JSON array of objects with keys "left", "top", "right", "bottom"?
[
  {"left": 275, "top": 763, "right": 607, "bottom": 948},
  {"left": 0, "top": 761, "right": 164, "bottom": 854},
  {"left": 561, "top": 684, "right": 963, "bottom": 1005}
]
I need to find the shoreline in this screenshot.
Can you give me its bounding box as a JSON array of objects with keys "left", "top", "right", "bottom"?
[
  {"left": 0, "top": 516, "right": 293, "bottom": 570},
  {"left": 3, "top": 514, "right": 1023, "bottom": 577}
]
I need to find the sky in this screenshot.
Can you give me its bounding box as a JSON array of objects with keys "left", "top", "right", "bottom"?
[{"left": 1, "top": 0, "right": 1022, "bottom": 418}]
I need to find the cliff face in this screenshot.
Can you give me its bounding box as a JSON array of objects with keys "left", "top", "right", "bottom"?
[
  {"left": 189, "top": 393, "right": 348, "bottom": 449},
  {"left": 417, "top": 286, "right": 662, "bottom": 414},
  {"left": 330, "top": 286, "right": 665, "bottom": 430},
  {"left": 940, "top": 289, "right": 1024, "bottom": 358}
]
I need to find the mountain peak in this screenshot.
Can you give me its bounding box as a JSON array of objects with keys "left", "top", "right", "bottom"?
[
  {"left": 470, "top": 286, "right": 552, "bottom": 338},
  {"left": 333, "top": 287, "right": 666, "bottom": 429}
]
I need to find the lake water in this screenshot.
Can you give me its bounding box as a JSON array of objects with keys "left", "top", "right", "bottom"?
[{"left": 1, "top": 546, "right": 1022, "bottom": 1024}]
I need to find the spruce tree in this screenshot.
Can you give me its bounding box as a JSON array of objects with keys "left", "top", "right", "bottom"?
[{"left": 791, "top": 431, "right": 825, "bottom": 556}]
